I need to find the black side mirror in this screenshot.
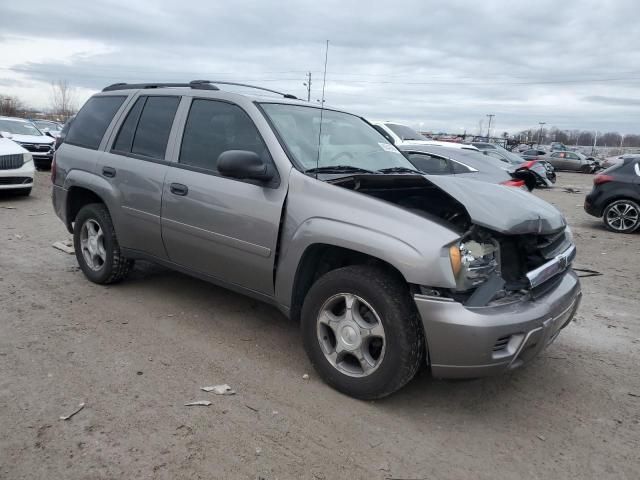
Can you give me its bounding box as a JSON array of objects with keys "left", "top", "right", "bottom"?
[{"left": 217, "top": 150, "right": 273, "bottom": 181}]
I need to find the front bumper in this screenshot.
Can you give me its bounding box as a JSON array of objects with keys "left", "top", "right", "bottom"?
[
  {"left": 0, "top": 160, "right": 34, "bottom": 190},
  {"left": 414, "top": 269, "right": 581, "bottom": 378}
]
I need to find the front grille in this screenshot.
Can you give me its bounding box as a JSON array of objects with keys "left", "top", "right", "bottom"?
[
  {"left": 19, "top": 143, "right": 52, "bottom": 153},
  {"left": 0, "top": 177, "right": 32, "bottom": 185},
  {"left": 536, "top": 230, "right": 568, "bottom": 260},
  {"left": 0, "top": 154, "right": 23, "bottom": 170}
]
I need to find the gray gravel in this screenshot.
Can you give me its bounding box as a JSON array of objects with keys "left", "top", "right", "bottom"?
[{"left": 1, "top": 172, "right": 639, "bottom": 479}]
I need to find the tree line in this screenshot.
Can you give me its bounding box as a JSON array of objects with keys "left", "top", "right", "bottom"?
[
  {"left": 515, "top": 126, "right": 640, "bottom": 148},
  {"left": 0, "top": 80, "right": 77, "bottom": 122}
]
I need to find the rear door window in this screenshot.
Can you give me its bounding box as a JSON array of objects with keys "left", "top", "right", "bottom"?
[
  {"left": 65, "top": 96, "right": 126, "bottom": 149},
  {"left": 111, "top": 96, "right": 180, "bottom": 160},
  {"left": 407, "top": 152, "right": 451, "bottom": 174}
]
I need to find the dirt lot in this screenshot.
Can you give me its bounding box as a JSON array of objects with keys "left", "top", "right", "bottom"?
[{"left": 1, "top": 171, "right": 639, "bottom": 479}]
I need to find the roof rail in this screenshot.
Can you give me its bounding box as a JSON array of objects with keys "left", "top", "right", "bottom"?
[
  {"left": 102, "top": 82, "right": 219, "bottom": 92},
  {"left": 102, "top": 80, "right": 298, "bottom": 99}
]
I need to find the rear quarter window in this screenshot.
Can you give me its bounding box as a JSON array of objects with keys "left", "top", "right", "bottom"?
[{"left": 65, "top": 96, "right": 126, "bottom": 150}]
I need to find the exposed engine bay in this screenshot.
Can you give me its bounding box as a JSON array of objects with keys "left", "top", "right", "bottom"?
[{"left": 330, "top": 173, "right": 572, "bottom": 306}]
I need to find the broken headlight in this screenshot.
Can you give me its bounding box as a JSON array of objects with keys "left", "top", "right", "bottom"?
[{"left": 449, "top": 239, "right": 499, "bottom": 291}]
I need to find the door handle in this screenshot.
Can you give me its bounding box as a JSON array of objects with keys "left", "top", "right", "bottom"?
[
  {"left": 102, "top": 166, "right": 116, "bottom": 178},
  {"left": 170, "top": 183, "right": 189, "bottom": 196}
]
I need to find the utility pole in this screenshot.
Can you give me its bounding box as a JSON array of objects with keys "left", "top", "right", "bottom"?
[
  {"left": 537, "top": 122, "right": 546, "bottom": 147},
  {"left": 592, "top": 130, "right": 598, "bottom": 155},
  {"left": 303, "top": 72, "right": 312, "bottom": 102},
  {"left": 486, "top": 114, "right": 494, "bottom": 140}
]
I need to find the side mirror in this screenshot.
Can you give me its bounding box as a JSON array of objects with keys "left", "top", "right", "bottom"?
[
  {"left": 45, "top": 131, "right": 55, "bottom": 138},
  {"left": 217, "top": 150, "right": 273, "bottom": 182},
  {"left": 0, "top": 131, "right": 13, "bottom": 139}
]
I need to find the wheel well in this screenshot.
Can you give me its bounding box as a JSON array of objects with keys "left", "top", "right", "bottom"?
[
  {"left": 66, "top": 187, "right": 105, "bottom": 231},
  {"left": 289, "top": 244, "right": 407, "bottom": 323}
]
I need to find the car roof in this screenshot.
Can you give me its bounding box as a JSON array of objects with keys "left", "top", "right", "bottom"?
[{"left": 0, "top": 116, "right": 31, "bottom": 123}]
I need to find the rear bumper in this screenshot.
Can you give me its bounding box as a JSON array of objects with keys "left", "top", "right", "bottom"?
[
  {"left": 0, "top": 160, "right": 35, "bottom": 189},
  {"left": 52, "top": 184, "right": 71, "bottom": 231},
  {"left": 414, "top": 269, "right": 581, "bottom": 378},
  {"left": 584, "top": 192, "right": 603, "bottom": 217}
]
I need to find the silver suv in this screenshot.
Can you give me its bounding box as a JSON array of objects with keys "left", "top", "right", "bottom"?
[{"left": 52, "top": 81, "right": 581, "bottom": 399}]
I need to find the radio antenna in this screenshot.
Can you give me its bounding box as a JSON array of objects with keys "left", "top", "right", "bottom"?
[{"left": 315, "top": 39, "right": 329, "bottom": 178}]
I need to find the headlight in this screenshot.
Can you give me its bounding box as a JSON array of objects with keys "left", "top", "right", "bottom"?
[
  {"left": 23, "top": 152, "right": 33, "bottom": 164},
  {"left": 449, "top": 239, "right": 499, "bottom": 291}
]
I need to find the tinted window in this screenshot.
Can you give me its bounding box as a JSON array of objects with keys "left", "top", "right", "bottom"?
[
  {"left": 180, "top": 99, "right": 270, "bottom": 172},
  {"left": 113, "top": 97, "right": 145, "bottom": 153},
  {"left": 451, "top": 160, "right": 474, "bottom": 174},
  {"left": 131, "top": 96, "right": 180, "bottom": 160},
  {"left": 407, "top": 153, "right": 450, "bottom": 174},
  {"left": 566, "top": 153, "right": 579, "bottom": 160},
  {"left": 66, "top": 96, "right": 126, "bottom": 149},
  {"left": 385, "top": 123, "right": 426, "bottom": 141}
]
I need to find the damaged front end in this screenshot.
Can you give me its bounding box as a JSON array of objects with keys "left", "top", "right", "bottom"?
[{"left": 328, "top": 172, "right": 581, "bottom": 378}]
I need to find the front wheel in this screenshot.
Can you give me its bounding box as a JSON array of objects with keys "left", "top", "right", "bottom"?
[
  {"left": 73, "top": 203, "right": 133, "bottom": 283},
  {"left": 603, "top": 199, "right": 640, "bottom": 233},
  {"left": 301, "top": 265, "right": 424, "bottom": 399}
]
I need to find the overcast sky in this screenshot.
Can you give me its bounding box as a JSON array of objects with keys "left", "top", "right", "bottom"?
[{"left": 1, "top": 0, "right": 639, "bottom": 134}]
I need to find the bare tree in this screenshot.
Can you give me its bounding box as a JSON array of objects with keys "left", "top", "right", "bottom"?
[
  {"left": 50, "top": 80, "right": 77, "bottom": 121},
  {"left": 0, "top": 94, "right": 26, "bottom": 117}
]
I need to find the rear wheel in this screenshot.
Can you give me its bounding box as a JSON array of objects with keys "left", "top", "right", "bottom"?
[
  {"left": 603, "top": 199, "right": 640, "bottom": 233},
  {"left": 73, "top": 203, "right": 133, "bottom": 283},
  {"left": 301, "top": 265, "right": 424, "bottom": 399}
]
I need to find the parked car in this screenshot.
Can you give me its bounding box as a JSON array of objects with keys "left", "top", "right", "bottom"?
[
  {"left": 520, "top": 148, "right": 548, "bottom": 161},
  {"left": 371, "top": 121, "right": 480, "bottom": 151},
  {"left": 0, "top": 116, "right": 55, "bottom": 170},
  {"left": 481, "top": 146, "right": 556, "bottom": 187},
  {"left": 601, "top": 153, "right": 640, "bottom": 170},
  {"left": 52, "top": 81, "right": 581, "bottom": 399},
  {"left": 30, "top": 119, "right": 63, "bottom": 138},
  {"left": 584, "top": 158, "right": 640, "bottom": 233},
  {"left": 550, "top": 142, "right": 568, "bottom": 152},
  {"left": 0, "top": 137, "right": 34, "bottom": 196},
  {"left": 54, "top": 115, "right": 75, "bottom": 150},
  {"left": 547, "top": 151, "right": 599, "bottom": 173},
  {"left": 399, "top": 144, "right": 538, "bottom": 190}
]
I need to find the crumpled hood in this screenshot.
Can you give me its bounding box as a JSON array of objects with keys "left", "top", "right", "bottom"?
[
  {"left": 9, "top": 134, "right": 54, "bottom": 145},
  {"left": 424, "top": 175, "right": 566, "bottom": 234}
]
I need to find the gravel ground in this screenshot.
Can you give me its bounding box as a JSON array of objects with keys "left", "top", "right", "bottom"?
[{"left": 1, "top": 171, "right": 639, "bottom": 479}]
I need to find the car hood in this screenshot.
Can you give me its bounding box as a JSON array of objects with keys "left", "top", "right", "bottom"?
[
  {"left": 9, "top": 134, "right": 54, "bottom": 145},
  {"left": 424, "top": 175, "right": 565, "bottom": 234},
  {"left": 0, "top": 138, "right": 28, "bottom": 155}
]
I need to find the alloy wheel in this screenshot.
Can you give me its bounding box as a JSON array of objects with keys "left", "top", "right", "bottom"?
[
  {"left": 80, "top": 219, "right": 107, "bottom": 271},
  {"left": 605, "top": 201, "right": 639, "bottom": 232}
]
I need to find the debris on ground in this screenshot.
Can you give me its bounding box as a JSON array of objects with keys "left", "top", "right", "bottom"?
[
  {"left": 0, "top": 205, "right": 16, "bottom": 209},
  {"left": 184, "top": 400, "right": 212, "bottom": 406},
  {"left": 245, "top": 404, "right": 259, "bottom": 412},
  {"left": 302, "top": 374, "right": 310, "bottom": 380},
  {"left": 14, "top": 234, "right": 23, "bottom": 240},
  {"left": 27, "top": 212, "right": 48, "bottom": 217},
  {"left": 52, "top": 240, "right": 74, "bottom": 254},
  {"left": 60, "top": 402, "right": 85, "bottom": 420},
  {"left": 201, "top": 384, "right": 235, "bottom": 395},
  {"left": 574, "top": 267, "right": 603, "bottom": 278},
  {"left": 563, "top": 187, "right": 581, "bottom": 194},
  {"left": 255, "top": 447, "right": 262, "bottom": 456},
  {"left": 628, "top": 392, "right": 640, "bottom": 398},
  {"left": 378, "top": 461, "right": 390, "bottom": 471},
  {"left": 536, "top": 434, "right": 546, "bottom": 441}
]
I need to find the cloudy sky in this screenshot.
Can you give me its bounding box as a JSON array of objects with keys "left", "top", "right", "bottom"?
[{"left": 1, "top": 0, "right": 639, "bottom": 134}]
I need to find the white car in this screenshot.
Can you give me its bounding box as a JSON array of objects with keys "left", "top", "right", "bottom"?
[
  {"left": 0, "top": 138, "right": 34, "bottom": 196},
  {"left": 370, "top": 121, "right": 480, "bottom": 151},
  {"left": 0, "top": 116, "right": 55, "bottom": 170}
]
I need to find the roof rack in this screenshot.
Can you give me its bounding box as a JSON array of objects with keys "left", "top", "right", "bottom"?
[{"left": 102, "top": 80, "right": 298, "bottom": 99}]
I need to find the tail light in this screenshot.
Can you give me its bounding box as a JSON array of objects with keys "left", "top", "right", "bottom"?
[
  {"left": 501, "top": 179, "right": 525, "bottom": 188},
  {"left": 51, "top": 152, "right": 57, "bottom": 184},
  {"left": 593, "top": 174, "right": 613, "bottom": 185},
  {"left": 522, "top": 160, "right": 536, "bottom": 169}
]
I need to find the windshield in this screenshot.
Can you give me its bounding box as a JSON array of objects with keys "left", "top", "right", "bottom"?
[
  {"left": 493, "top": 145, "right": 525, "bottom": 164},
  {"left": 385, "top": 123, "right": 427, "bottom": 141},
  {"left": 261, "top": 104, "right": 416, "bottom": 172},
  {"left": 0, "top": 119, "right": 43, "bottom": 136}
]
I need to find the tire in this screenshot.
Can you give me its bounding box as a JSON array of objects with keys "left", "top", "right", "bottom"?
[
  {"left": 301, "top": 264, "right": 424, "bottom": 399},
  {"left": 73, "top": 203, "right": 133, "bottom": 284},
  {"left": 580, "top": 164, "right": 593, "bottom": 174},
  {"left": 602, "top": 199, "right": 640, "bottom": 234}
]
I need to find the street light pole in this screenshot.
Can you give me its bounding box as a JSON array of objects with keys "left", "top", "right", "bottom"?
[
  {"left": 486, "top": 114, "right": 494, "bottom": 140},
  {"left": 303, "top": 72, "right": 312, "bottom": 102},
  {"left": 537, "top": 122, "right": 546, "bottom": 147}
]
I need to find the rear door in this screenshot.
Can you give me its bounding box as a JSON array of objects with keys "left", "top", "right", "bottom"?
[
  {"left": 101, "top": 94, "right": 181, "bottom": 259},
  {"left": 564, "top": 152, "right": 582, "bottom": 171},
  {"left": 548, "top": 152, "right": 564, "bottom": 169},
  {"left": 160, "top": 98, "right": 287, "bottom": 295}
]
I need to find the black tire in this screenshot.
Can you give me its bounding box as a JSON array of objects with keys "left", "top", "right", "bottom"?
[
  {"left": 301, "top": 265, "right": 424, "bottom": 400},
  {"left": 602, "top": 199, "right": 640, "bottom": 234},
  {"left": 73, "top": 203, "right": 133, "bottom": 284}
]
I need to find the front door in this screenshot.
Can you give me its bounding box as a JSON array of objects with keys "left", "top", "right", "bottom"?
[{"left": 161, "top": 98, "right": 287, "bottom": 295}]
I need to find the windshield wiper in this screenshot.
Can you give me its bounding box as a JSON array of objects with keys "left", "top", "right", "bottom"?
[
  {"left": 305, "top": 165, "right": 376, "bottom": 174},
  {"left": 377, "top": 166, "right": 422, "bottom": 174}
]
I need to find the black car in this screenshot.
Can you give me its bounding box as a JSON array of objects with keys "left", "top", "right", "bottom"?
[{"left": 585, "top": 158, "right": 640, "bottom": 233}]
